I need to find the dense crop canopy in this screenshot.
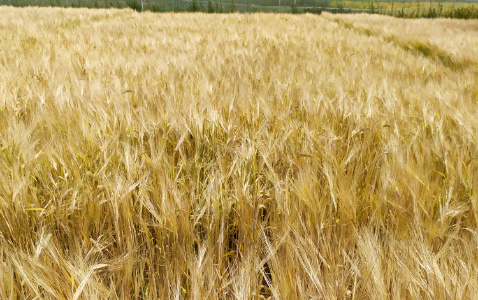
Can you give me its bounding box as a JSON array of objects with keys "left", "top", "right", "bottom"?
[{"left": 0, "top": 7, "right": 478, "bottom": 299}]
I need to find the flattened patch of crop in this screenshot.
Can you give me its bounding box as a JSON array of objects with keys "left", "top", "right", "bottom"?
[
  {"left": 398, "top": 39, "right": 468, "bottom": 71},
  {"left": 329, "top": 16, "right": 472, "bottom": 71}
]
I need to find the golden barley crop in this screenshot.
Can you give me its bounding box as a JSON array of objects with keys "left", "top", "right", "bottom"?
[{"left": 1, "top": 7, "right": 478, "bottom": 299}]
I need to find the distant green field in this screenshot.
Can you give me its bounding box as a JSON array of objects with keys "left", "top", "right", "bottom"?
[
  {"left": 328, "top": 0, "right": 476, "bottom": 10},
  {"left": 0, "top": 0, "right": 476, "bottom": 15}
]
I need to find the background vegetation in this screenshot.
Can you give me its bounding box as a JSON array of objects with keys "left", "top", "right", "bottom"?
[
  {"left": 1, "top": 0, "right": 478, "bottom": 17},
  {"left": 1, "top": 7, "right": 478, "bottom": 299}
]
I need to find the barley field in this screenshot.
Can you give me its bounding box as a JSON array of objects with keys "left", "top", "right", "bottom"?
[{"left": 1, "top": 7, "right": 478, "bottom": 299}]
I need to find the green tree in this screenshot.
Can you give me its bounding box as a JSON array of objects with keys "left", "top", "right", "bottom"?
[
  {"left": 190, "top": 0, "right": 200, "bottom": 11},
  {"left": 291, "top": 1, "right": 299, "bottom": 13},
  {"left": 126, "top": 0, "right": 141, "bottom": 11},
  {"left": 369, "top": 0, "right": 375, "bottom": 13},
  {"left": 208, "top": 0, "right": 215, "bottom": 12}
]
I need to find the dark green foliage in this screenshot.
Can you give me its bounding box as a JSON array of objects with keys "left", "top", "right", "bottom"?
[
  {"left": 423, "top": 6, "right": 438, "bottom": 18},
  {"left": 149, "top": 3, "right": 165, "bottom": 12},
  {"left": 126, "top": 0, "right": 141, "bottom": 11},
  {"left": 304, "top": 7, "right": 323, "bottom": 14},
  {"left": 396, "top": 4, "right": 478, "bottom": 19},
  {"left": 189, "top": 0, "right": 200, "bottom": 12},
  {"left": 229, "top": 0, "right": 236, "bottom": 12},
  {"left": 337, "top": 3, "right": 344, "bottom": 13},
  {"left": 451, "top": 5, "right": 478, "bottom": 19},
  {"left": 208, "top": 0, "right": 215, "bottom": 13},
  {"left": 369, "top": 0, "right": 376, "bottom": 14},
  {"left": 1, "top": 0, "right": 478, "bottom": 18}
]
